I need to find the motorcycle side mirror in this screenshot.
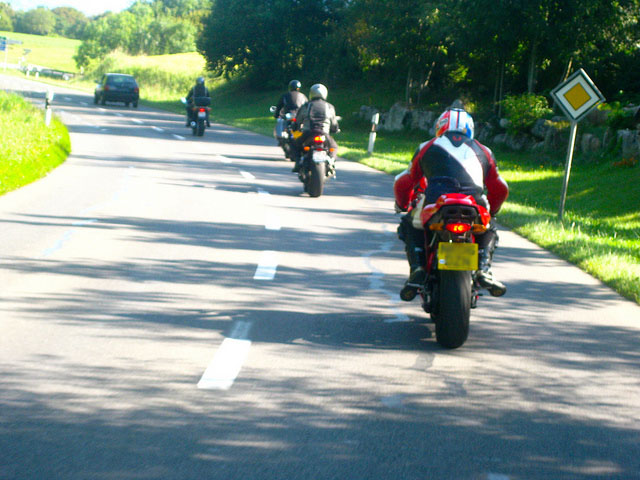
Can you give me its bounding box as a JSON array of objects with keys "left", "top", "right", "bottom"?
[
  {"left": 336, "top": 116, "right": 343, "bottom": 122},
  {"left": 180, "top": 97, "right": 187, "bottom": 104},
  {"left": 285, "top": 112, "right": 293, "bottom": 120},
  {"left": 269, "top": 106, "right": 277, "bottom": 113}
]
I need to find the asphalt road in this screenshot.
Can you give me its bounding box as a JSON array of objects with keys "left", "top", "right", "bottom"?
[{"left": 1, "top": 74, "right": 639, "bottom": 480}]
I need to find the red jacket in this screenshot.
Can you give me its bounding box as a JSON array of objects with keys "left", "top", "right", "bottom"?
[{"left": 394, "top": 133, "right": 508, "bottom": 216}]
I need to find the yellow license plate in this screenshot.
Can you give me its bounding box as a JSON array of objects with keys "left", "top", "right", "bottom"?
[
  {"left": 292, "top": 130, "right": 303, "bottom": 140},
  {"left": 437, "top": 242, "right": 478, "bottom": 271}
]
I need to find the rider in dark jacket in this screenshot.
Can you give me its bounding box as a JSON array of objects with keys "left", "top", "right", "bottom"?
[
  {"left": 292, "top": 83, "right": 339, "bottom": 172},
  {"left": 274, "top": 80, "right": 308, "bottom": 119},
  {"left": 185, "top": 76, "right": 210, "bottom": 127}
]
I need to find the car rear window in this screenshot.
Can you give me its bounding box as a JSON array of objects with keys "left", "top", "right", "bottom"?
[{"left": 108, "top": 76, "right": 137, "bottom": 86}]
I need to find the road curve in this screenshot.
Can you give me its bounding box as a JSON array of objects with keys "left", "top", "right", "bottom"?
[{"left": 1, "top": 74, "right": 639, "bottom": 480}]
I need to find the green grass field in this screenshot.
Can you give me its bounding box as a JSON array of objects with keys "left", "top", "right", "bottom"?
[
  {"left": 0, "top": 30, "right": 80, "bottom": 72},
  {"left": 0, "top": 90, "right": 70, "bottom": 195}
]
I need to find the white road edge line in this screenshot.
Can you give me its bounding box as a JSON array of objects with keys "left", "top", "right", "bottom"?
[
  {"left": 254, "top": 251, "right": 279, "bottom": 280},
  {"left": 173, "top": 134, "right": 186, "bottom": 140},
  {"left": 197, "top": 321, "right": 253, "bottom": 390},
  {"left": 240, "top": 170, "right": 255, "bottom": 180},
  {"left": 152, "top": 126, "right": 164, "bottom": 132}
]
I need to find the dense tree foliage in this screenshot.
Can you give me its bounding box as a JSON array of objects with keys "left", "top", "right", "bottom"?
[
  {"left": 15, "top": 7, "right": 57, "bottom": 36},
  {"left": 52, "top": 7, "right": 88, "bottom": 39},
  {"left": 199, "top": 0, "right": 640, "bottom": 104},
  {"left": 0, "top": 2, "right": 13, "bottom": 31},
  {"left": 2, "top": 4, "right": 88, "bottom": 39},
  {"left": 74, "top": 0, "right": 210, "bottom": 68}
]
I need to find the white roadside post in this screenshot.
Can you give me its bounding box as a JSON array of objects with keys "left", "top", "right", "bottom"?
[
  {"left": 367, "top": 112, "right": 380, "bottom": 156},
  {"left": 44, "top": 89, "right": 54, "bottom": 127},
  {"left": 550, "top": 69, "right": 605, "bottom": 221}
]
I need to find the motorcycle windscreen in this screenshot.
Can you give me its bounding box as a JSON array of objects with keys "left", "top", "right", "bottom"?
[{"left": 437, "top": 242, "right": 478, "bottom": 271}]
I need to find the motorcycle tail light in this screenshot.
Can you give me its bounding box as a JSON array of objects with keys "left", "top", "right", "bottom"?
[
  {"left": 446, "top": 222, "right": 472, "bottom": 234},
  {"left": 199, "top": 108, "right": 206, "bottom": 112},
  {"left": 313, "top": 135, "right": 324, "bottom": 144}
]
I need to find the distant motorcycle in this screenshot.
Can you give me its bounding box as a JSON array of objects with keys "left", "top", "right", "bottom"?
[
  {"left": 297, "top": 131, "right": 337, "bottom": 198},
  {"left": 415, "top": 177, "right": 493, "bottom": 349},
  {"left": 181, "top": 97, "right": 211, "bottom": 136},
  {"left": 270, "top": 105, "right": 296, "bottom": 160}
]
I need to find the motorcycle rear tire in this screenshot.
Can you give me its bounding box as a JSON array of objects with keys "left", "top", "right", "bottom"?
[
  {"left": 196, "top": 119, "right": 205, "bottom": 136},
  {"left": 434, "top": 270, "right": 471, "bottom": 349},
  {"left": 306, "top": 160, "right": 326, "bottom": 197}
]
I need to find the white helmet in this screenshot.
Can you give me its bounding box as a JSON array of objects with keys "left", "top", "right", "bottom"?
[
  {"left": 309, "top": 83, "right": 328, "bottom": 100},
  {"left": 435, "top": 108, "right": 474, "bottom": 139}
]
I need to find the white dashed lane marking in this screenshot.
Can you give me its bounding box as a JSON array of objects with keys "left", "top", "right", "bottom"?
[
  {"left": 254, "top": 251, "right": 279, "bottom": 280},
  {"left": 197, "top": 321, "right": 253, "bottom": 391}
]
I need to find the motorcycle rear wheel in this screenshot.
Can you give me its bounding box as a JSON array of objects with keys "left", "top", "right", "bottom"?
[
  {"left": 196, "top": 119, "right": 205, "bottom": 136},
  {"left": 306, "top": 161, "right": 326, "bottom": 197},
  {"left": 434, "top": 270, "right": 471, "bottom": 349}
]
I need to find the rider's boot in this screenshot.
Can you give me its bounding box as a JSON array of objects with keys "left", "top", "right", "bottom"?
[
  {"left": 291, "top": 155, "right": 302, "bottom": 173},
  {"left": 476, "top": 248, "right": 507, "bottom": 297},
  {"left": 399, "top": 223, "right": 427, "bottom": 301}
]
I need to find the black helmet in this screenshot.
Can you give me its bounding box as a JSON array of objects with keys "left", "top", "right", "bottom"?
[
  {"left": 288, "top": 79, "right": 301, "bottom": 91},
  {"left": 196, "top": 76, "right": 205, "bottom": 85}
]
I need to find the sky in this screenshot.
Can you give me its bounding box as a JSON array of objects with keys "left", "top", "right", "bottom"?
[{"left": 8, "top": 0, "right": 134, "bottom": 17}]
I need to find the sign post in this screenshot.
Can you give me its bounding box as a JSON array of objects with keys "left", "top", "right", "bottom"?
[
  {"left": 367, "top": 112, "right": 380, "bottom": 155},
  {"left": 550, "top": 69, "right": 605, "bottom": 220},
  {"left": 0, "top": 36, "right": 7, "bottom": 71}
]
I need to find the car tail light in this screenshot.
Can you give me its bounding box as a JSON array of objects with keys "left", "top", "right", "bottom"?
[
  {"left": 134, "top": 87, "right": 139, "bottom": 94},
  {"left": 446, "top": 222, "right": 472, "bottom": 234},
  {"left": 104, "top": 85, "right": 110, "bottom": 91}
]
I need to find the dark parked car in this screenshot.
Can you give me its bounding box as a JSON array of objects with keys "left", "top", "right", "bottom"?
[{"left": 94, "top": 73, "right": 139, "bottom": 107}]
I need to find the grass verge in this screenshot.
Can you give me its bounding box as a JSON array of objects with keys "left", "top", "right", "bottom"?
[{"left": 0, "top": 90, "right": 70, "bottom": 195}]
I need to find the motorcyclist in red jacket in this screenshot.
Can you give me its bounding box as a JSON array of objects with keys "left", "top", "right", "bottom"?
[{"left": 394, "top": 105, "right": 509, "bottom": 301}]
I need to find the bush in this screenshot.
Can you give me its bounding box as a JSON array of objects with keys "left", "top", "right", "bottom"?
[
  {"left": 501, "top": 93, "right": 553, "bottom": 136},
  {"left": 605, "top": 103, "right": 637, "bottom": 130}
]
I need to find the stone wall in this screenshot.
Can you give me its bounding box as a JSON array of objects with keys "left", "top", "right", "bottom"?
[{"left": 357, "top": 103, "right": 640, "bottom": 162}]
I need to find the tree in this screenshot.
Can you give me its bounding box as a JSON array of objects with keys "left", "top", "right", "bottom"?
[
  {"left": 75, "top": 0, "right": 205, "bottom": 67},
  {"left": 52, "top": 7, "right": 88, "bottom": 39},
  {"left": 0, "top": 2, "right": 14, "bottom": 31},
  {"left": 198, "top": 0, "right": 348, "bottom": 86},
  {"left": 16, "top": 7, "right": 56, "bottom": 35}
]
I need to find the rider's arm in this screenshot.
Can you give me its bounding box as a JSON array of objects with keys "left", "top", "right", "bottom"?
[
  {"left": 394, "top": 149, "right": 425, "bottom": 211},
  {"left": 478, "top": 143, "right": 509, "bottom": 215},
  {"left": 275, "top": 95, "right": 285, "bottom": 118}
]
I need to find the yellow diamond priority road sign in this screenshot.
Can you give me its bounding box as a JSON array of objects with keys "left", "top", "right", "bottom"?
[{"left": 551, "top": 69, "right": 604, "bottom": 122}]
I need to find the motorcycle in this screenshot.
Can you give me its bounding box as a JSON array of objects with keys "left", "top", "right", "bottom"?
[
  {"left": 297, "top": 131, "right": 337, "bottom": 198},
  {"left": 415, "top": 177, "right": 492, "bottom": 349},
  {"left": 181, "top": 97, "right": 211, "bottom": 136},
  {"left": 269, "top": 106, "right": 296, "bottom": 160}
]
